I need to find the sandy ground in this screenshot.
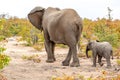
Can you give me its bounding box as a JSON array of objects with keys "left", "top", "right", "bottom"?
[{"left": 0, "top": 36, "right": 120, "bottom": 80}]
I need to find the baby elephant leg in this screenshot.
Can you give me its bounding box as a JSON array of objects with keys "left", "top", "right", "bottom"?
[
  {"left": 92, "top": 56, "right": 97, "bottom": 67},
  {"left": 106, "top": 58, "right": 111, "bottom": 68},
  {"left": 98, "top": 55, "right": 103, "bottom": 66},
  {"left": 92, "top": 51, "right": 97, "bottom": 67}
]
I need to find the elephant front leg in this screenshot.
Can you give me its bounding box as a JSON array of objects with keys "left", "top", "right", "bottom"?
[
  {"left": 92, "top": 57, "right": 97, "bottom": 67},
  {"left": 92, "top": 51, "right": 97, "bottom": 67},
  {"left": 45, "top": 41, "right": 55, "bottom": 63},
  {"left": 70, "top": 45, "right": 80, "bottom": 67},
  {"left": 62, "top": 48, "right": 72, "bottom": 66}
]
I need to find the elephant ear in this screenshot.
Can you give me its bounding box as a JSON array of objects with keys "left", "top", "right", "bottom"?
[
  {"left": 88, "top": 41, "right": 92, "bottom": 47},
  {"left": 29, "top": 7, "right": 44, "bottom": 14},
  {"left": 28, "top": 7, "right": 45, "bottom": 30}
]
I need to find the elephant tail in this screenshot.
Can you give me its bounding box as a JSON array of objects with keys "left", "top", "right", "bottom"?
[
  {"left": 75, "top": 19, "right": 83, "bottom": 42},
  {"left": 77, "top": 20, "right": 83, "bottom": 34},
  {"left": 111, "top": 50, "right": 113, "bottom": 59}
]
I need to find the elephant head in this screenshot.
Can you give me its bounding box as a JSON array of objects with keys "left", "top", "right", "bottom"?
[
  {"left": 86, "top": 41, "right": 94, "bottom": 58},
  {"left": 28, "top": 7, "right": 45, "bottom": 30}
]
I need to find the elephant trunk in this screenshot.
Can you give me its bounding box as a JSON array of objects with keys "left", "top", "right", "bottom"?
[
  {"left": 86, "top": 46, "right": 89, "bottom": 58},
  {"left": 111, "top": 50, "right": 113, "bottom": 59}
]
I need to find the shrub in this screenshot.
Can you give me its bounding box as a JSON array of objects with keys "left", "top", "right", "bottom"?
[
  {"left": 0, "top": 47, "right": 11, "bottom": 69},
  {"left": 0, "top": 54, "right": 11, "bottom": 69},
  {"left": 0, "top": 36, "right": 5, "bottom": 41},
  {"left": 0, "top": 47, "right": 6, "bottom": 53},
  {"left": 116, "top": 59, "right": 120, "bottom": 66},
  {"left": 94, "top": 21, "right": 120, "bottom": 48},
  {"left": 101, "top": 33, "right": 118, "bottom": 47}
]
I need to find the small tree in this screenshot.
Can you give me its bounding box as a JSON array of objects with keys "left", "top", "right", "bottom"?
[{"left": 107, "top": 7, "right": 112, "bottom": 20}]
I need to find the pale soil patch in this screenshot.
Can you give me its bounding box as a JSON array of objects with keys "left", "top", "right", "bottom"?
[{"left": 0, "top": 36, "right": 120, "bottom": 80}]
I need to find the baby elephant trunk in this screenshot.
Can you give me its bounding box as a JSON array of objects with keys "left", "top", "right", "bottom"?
[
  {"left": 111, "top": 50, "right": 113, "bottom": 59},
  {"left": 86, "top": 46, "right": 89, "bottom": 58}
]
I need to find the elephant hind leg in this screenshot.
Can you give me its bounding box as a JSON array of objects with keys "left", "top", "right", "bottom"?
[
  {"left": 62, "top": 48, "right": 72, "bottom": 66},
  {"left": 98, "top": 55, "right": 103, "bottom": 66},
  {"left": 64, "top": 34, "right": 80, "bottom": 67},
  {"left": 70, "top": 45, "right": 80, "bottom": 67},
  {"left": 52, "top": 42, "right": 56, "bottom": 61},
  {"left": 106, "top": 58, "right": 111, "bottom": 68},
  {"left": 45, "top": 41, "right": 56, "bottom": 63}
]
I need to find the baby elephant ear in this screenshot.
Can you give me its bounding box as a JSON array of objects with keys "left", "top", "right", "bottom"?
[{"left": 96, "top": 40, "right": 100, "bottom": 42}]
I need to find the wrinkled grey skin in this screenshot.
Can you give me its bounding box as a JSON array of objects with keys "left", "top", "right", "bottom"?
[
  {"left": 28, "top": 7, "right": 83, "bottom": 67},
  {"left": 86, "top": 41, "right": 113, "bottom": 67}
]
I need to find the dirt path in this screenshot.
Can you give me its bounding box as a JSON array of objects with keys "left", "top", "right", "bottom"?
[{"left": 1, "top": 37, "right": 120, "bottom": 80}]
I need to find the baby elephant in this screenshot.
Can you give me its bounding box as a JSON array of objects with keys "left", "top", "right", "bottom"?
[{"left": 86, "top": 41, "right": 113, "bottom": 68}]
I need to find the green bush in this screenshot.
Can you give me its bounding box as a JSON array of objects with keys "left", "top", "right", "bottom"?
[
  {"left": 94, "top": 22, "right": 119, "bottom": 48},
  {"left": 0, "top": 47, "right": 6, "bottom": 53},
  {"left": 100, "top": 33, "right": 119, "bottom": 47},
  {"left": 0, "top": 47, "right": 11, "bottom": 70},
  {"left": 116, "top": 59, "right": 120, "bottom": 66},
  {"left": 0, "top": 36, "right": 5, "bottom": 41},
  {"left": 0, "top": 54, "right": 11, "bottom": 69}
]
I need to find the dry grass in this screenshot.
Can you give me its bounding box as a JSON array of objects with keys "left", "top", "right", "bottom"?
[
  {"left": 22, "top": 54, "right": 41, "bottom": 63},
  {"left": 33, "top": 44, "right": 43, "bottom": 51},
  {"left": 51, "top": 75, "right": 75, "bottom": 80},
  {"left": 116, "top": 59, "right": 120, "bottom": 66},
  {"left": 114, "top": 49, "right": 120, "bottom": 56},
  {"left": 0, "top": 73, "right": 7, "bottom": 80},
  {"left": 51, "top": 72, "right": 120, "bottom": 80}
]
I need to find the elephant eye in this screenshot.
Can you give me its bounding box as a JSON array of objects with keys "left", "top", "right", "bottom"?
[{"left": 89, "top": 42, "right": 92, "bottom": 46}]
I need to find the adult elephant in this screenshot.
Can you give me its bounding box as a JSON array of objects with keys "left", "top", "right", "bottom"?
[{"left": 28, "top": 7, "right": 83, "bottom": 67}]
